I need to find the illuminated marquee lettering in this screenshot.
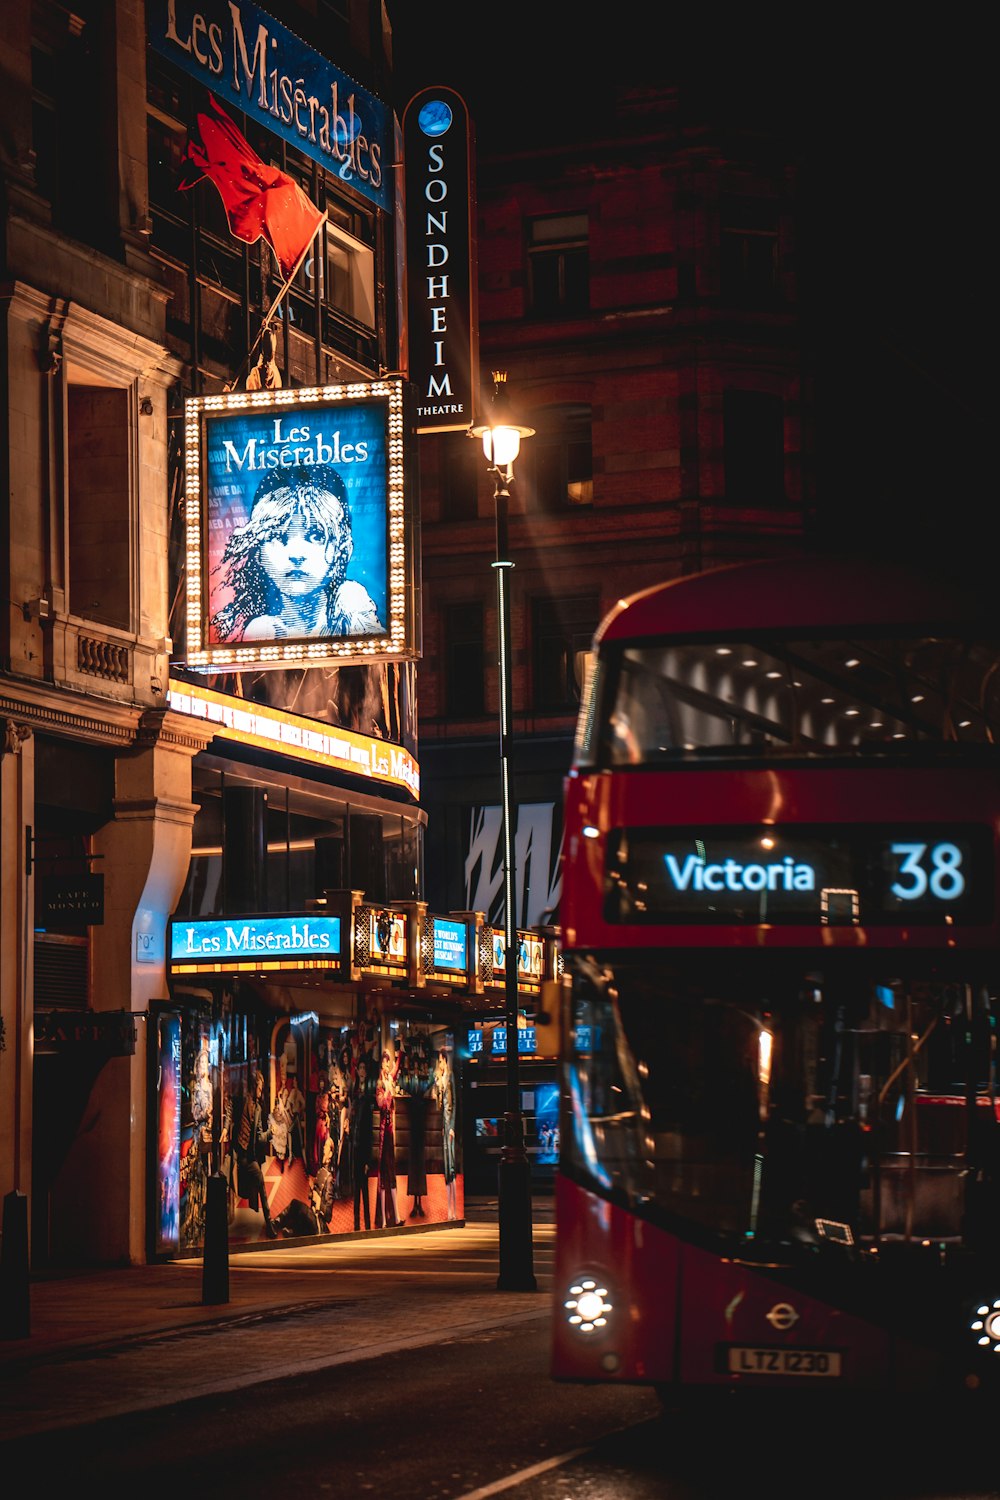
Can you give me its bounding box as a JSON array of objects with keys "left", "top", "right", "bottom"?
[
  {"left": 182, "top": 921, "right": 333, "bottom": 954},
  {"left": 222, "top": 418, "right": 370, "bottom": 472},
  {"left": 170, "top": 914, "right": 343, "bottom": 969},
  {"left": 664, "top": 854, "right": 816, "bottom": 893},
  {"left": 169, "top": 680, "right": 420, "bottom": 797},
  {"left": 422, "top": 146, "right": 454, "bottom": 402}
]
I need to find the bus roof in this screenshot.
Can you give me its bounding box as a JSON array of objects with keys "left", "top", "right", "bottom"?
[{"left": 595, "top": 554, "right": 993, "bottom": 645}]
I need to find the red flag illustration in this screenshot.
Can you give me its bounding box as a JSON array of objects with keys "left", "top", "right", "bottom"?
[{"left": 179, "top": 95, "right": 325, "bottom": 279}]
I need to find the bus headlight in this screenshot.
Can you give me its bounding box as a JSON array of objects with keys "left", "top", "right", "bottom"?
[
  {"left": 970, "top": 1298, "right": 1000, "bottom": 1350},
  {"left": 564, "top": 1276, "right": 613, "bottom": 1334}
]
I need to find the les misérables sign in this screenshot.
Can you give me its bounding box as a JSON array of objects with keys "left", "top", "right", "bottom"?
[
  {"left": 403, "top": 88, "right": 479, "bottom": 433},
  {"left": 146, "top": 0, "right": 391, "bottom": 213}
]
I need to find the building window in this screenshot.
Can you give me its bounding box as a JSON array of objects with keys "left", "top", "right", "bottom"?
[
  {"left": 68, "top": 384, "right": 131, "bottom": 630},
  {"left": 290, "top": 196, "right": 376, "bottom": 334},
  {"left": 32, "top": 5, "right": 103, "bottom": 237},
  {"left": 445, "top": 602, "right": 485, "bottom": 716},
  {"left": 721, "top": 195, "right": 779, "bottom": 306},
  {"left": 724, "top": 390, "right": 785, "bottom": 504},
  {"left": 440, "top": 433, "right": 480, "bottom": 521},
  {"left": 529, "top": 404, "right": 593, "bottom": 512},
  {"left": 147, "top": 109, "right": 192, "bottom": 267},
  {"left": 528, "top": 213, "right": 589, "bottom": 316},
  {"left": 317, "top": 0, "right": 351, "bottom": 29},
  {"left": 533, "top": 597, "right": 599, "bottom": 713}
]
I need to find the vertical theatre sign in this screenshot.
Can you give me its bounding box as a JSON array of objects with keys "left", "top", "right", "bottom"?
[{"left": 403, "top": 88, "right": 479, "bottom": 432}]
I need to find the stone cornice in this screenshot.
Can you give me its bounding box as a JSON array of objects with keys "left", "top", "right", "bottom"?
[
  {"left": 1, "top": 279, "right": 183, "bottom": 385},
  {"left": 0, "top": 677, "right": 216, "bottom": 756}
]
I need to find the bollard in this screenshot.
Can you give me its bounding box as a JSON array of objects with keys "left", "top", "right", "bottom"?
[
  {"left": 0, "top": 1190, "right": 30, "bottom": 1339},
  {"left": 201, "top": 1173, "right": 230, "bottom": 1306},
  {"left": 497, "top": 1112, "right": 537, "bottom": 1292}
]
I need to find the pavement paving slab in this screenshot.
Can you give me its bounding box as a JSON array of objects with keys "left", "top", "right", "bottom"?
[{"left": 0, "top": 1197, "right": 555, "bottom": 1438}]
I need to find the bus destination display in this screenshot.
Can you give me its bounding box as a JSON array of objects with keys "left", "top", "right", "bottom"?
[{"left": 604, "top": 824, "right": 994, "bottom": 926}]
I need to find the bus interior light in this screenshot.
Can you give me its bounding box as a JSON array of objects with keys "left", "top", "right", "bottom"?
[
  {"left": 815, "top": 1218, "right": 854, "bottom": 1246},
  {"left": 757, "top": 1027, "right": 773, "bottom": 1087}
]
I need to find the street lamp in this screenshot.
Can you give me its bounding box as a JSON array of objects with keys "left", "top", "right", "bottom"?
[{"left": 470, "top": 371, "right": 537, "bottom": 1292}]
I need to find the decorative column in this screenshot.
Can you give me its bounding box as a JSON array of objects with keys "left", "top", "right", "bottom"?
[{"left": 0, "top": 718, "right": 35, "bottom": 1206}]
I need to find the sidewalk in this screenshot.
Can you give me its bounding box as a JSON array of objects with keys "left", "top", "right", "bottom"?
[{"left": 0, "top": 1195, "right": 552, "bottom": 1374}]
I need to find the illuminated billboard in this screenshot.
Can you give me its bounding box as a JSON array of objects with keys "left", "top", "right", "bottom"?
[
  {"left": 167, "top": 678, "right": 419, "bottom": 798},
  {"left": 431, "top": 916, "right": 468, "bottom": 974},
  {"left": 169, "top": 913, "right": 345, "bottom": 975},
  {"left": 183, "top": 379, "right": 416, "bottom": 671},
  {"left": 490, "top": 930, "right": 545, "bottom": 991}
]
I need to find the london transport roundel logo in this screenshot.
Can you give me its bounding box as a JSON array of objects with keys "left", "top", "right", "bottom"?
[{"left": 418, "top": 99, "right": 453, "bottom": 137}]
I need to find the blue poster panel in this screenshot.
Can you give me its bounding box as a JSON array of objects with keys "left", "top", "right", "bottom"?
[
  {"left": 534, "top": 1081, "right": 560, "bottom": 1164},
  {"left": 432, "top": 916, "right": 468, "bottom": 974}
]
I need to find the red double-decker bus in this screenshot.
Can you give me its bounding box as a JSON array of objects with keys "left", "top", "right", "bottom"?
[{"left": 551, "top": 555, "right": 1000, "bottom": 1402}]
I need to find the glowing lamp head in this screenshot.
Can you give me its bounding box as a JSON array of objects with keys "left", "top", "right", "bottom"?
[
  {"left": 482, "top": 423, "right": 522, "bottom": 470},
  {"left": 470, "top": 371, "right": 535, "bottom": 479}
]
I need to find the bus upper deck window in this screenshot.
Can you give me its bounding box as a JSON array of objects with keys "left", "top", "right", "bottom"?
[{"left": 609, "top": 712, "right": 642, "bottom": 764}]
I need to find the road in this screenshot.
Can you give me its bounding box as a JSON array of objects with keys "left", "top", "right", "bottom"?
[{"left": 1, "top": 1217, "right": 997, "bottom": 1498}]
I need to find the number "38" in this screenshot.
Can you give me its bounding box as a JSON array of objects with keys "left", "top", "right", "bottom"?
[{"left": 890, "top": 842, "right": 965, "bottom": 901}]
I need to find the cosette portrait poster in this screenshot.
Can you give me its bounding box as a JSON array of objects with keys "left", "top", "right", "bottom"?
[{"left": 183, "top": 380, "right": 413, "bottom": 672}]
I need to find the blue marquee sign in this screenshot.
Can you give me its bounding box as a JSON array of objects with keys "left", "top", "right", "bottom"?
[
  {"left": 432, "top": 916, "right": 468, "bottom": 974},
  {"left": 170, "top": 913, "right": 342, "bottom": 972}
]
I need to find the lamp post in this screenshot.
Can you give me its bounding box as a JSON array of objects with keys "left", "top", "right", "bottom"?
[{"left": 471, "top": 372, "right": 537, "bottom": 1292}]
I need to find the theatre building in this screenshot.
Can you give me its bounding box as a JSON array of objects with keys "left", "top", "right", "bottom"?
[{"left": 0, "top": 0, "right": 496, "bottom": 1268}]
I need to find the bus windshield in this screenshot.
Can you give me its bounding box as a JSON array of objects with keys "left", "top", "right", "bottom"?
[
  {"left": 577, "top": 633, "right": 1000, "bottom": 766},
  {"left": 565, "top": 954, "right": 1000, "bottom": 1256}
]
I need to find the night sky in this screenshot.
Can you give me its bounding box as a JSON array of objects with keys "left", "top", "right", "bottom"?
[{"left": 387, "top": 7, "right": 990, "bottom": 580}]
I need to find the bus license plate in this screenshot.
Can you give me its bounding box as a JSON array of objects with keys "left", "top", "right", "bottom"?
[{"left": 727, "top": 1346, "right": 841, "bottom": 1377}]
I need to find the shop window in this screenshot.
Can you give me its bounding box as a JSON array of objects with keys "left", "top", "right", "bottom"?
[
  {"left": 533, "top": 596, "right": 599, "bottom": 712},
  {"left": 68, "top": 385, "right": 131, "bottom": 630},
  {"left": 33, "top": 933, "right": 89, "bottom": 1009},
  {"left": 528, "top": 403, "right": 593, "bottom": 511},
  {"left": 723, "top": 389, "right": 785, "bottom": 505},
  {"left": 721, "top": 195, "right": 779, "bottom": 307},
  {"left": 528, "top": 213, "right": 589, "bottom": 316},
  {"left": 445, "top": 602, "right": 486, "bottom": 716}
]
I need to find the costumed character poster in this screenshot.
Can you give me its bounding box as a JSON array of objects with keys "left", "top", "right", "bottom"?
[
  {"left": 203, "top": 398, "right": 389, "bottom": 648},
  {"left": 155, "top": 1012, "right": 182, "bottom": 1256}
]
